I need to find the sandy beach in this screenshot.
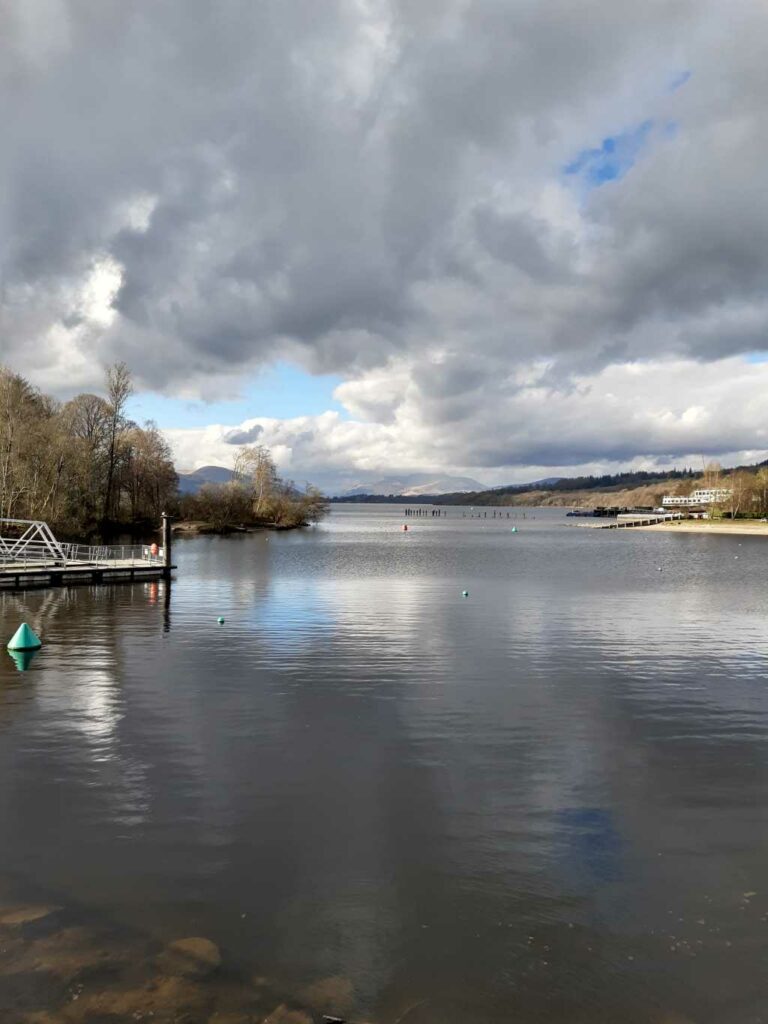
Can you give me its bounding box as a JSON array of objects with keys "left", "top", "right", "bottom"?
[{"left": 639, "top": 519, "right": 768, "bottom": 537}]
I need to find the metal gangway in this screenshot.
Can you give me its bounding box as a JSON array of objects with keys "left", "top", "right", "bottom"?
[{"left": 0, "top": 518, "right": 164, "bottom": 572}]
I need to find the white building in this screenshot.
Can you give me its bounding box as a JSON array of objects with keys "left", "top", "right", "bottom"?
[{"left": 662, "top": 488, "right": 732, "bottom": 507}]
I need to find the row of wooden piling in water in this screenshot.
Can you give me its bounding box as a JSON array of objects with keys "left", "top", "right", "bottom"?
[{"left": 403, "top": 508, "right": 529, "bottom": 518}]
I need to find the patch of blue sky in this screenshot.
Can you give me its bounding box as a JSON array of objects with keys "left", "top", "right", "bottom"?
[
  {"left": 127, "top": 362, "right": 347, "bottom": 429},
  {"left": 564, "top": 119, "right": 654, "bottom": 189},
  {"left": 668, "top": 69, "right": 692, "bottom": 92},
  {"left": 744, "top": 352, "right": 768, "bottom": 364}
]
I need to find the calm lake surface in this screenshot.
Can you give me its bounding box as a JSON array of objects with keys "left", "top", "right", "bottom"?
[{"left": 1, "top": 505, "right": 768, "bottom": 1022}]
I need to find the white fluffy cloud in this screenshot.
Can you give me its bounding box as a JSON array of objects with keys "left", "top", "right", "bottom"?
[
  {"left": 2, "top": 1, "right": 768, "bottom": 484},
  {"left": 166, "top": 356, "right": 768, "bottom": 489}
]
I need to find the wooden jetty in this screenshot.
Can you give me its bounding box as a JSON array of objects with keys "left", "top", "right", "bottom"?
[
  {"left": 572, "top": 513, "right": 685, "bottom": 530},
  {"left": 0, "top": 514, "right": 175, "bottom": 591}
]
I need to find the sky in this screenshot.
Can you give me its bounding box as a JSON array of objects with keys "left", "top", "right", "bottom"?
[{"left": 1, "top": 0, "right": 767, "bottom": 492}]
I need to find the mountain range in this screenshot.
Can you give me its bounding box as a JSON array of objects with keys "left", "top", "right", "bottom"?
[
  {"left": 177, "top": 467, "right": 486, "bottom": 497},
  {"left": 340, "top": 474, "right": 486, "bottom": 496},
  {"left": 177, "top": 465, "right": 237, "bottom": 494}
]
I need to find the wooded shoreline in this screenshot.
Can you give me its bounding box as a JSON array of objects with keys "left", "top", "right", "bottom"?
[
  {"left": 1, "top": 362, "right": 328, "bottom": 541},
  {"left": 172, "top": 518, "right": 318, "bottom": 536}
]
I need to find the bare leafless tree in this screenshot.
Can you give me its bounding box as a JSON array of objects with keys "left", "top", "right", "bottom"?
[{"left": 103, "top": 362, "right": 134, "bottom": 524}]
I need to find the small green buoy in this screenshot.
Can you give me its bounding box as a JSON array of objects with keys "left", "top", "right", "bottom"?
[
  {"left": 7, "top": 649, "right": 37, "bottom": 672},
  {"left": 7, "top": 623, "right": 42, "bottom": 651},
  {"left": 217, "top": 616, "right": 225, "bottom": 625}
]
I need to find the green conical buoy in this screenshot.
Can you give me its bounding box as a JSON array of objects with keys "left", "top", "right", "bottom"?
[
  {"left": 7, "top": 649, "right": 37, "bottom": 672},
  {"left": 7, "top": 623, "right": 42, "bottom": 651}
]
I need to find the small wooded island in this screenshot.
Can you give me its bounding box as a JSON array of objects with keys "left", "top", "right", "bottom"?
[
  {"left": 176, "top": 443, "right": 327, "bottom": 534},
  {"left": 0, "top": 362, "right": 327, "bottom": 542}
]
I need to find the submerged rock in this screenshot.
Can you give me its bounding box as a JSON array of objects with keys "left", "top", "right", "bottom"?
[
  {"left": 61, "top": 974, "right": 211, "bottom": 1022},
  {"left": 0, "top": 967, "right": 66, "bottom": 1018},
  {"left": 0, "top": 906, "right": 61, "bottom": 928},
  {"left": 0, "top": 926, "right": 129, "bottom": 985},
  {"left": 0, "top": 933, "right": 26, "bottom": 963},
  {"left": 300, "top": 975, "right": 355, "bottom": 1014},
  {"left": 209, "top": 1013, "right": 261, "bottom": 1024},
  {"left": 158, "top": 936, "right": 222, "bottom": 978},
  {"left": 261, "top": 1004, "right": 313, "bottom": 1024},
  {"left": 29, "top": 927, "right": 120, "bottom": 979},
  {"left": 16, "top": 1013, "right": 67, "bottom": 1024}
]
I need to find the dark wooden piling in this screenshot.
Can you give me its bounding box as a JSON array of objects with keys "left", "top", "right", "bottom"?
[{"left": 161, "top": 512, "right": 173, "bottom": 577}]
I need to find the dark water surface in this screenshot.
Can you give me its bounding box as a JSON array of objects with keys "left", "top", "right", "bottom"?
[{"left": 1, "top": 505, "right": 768, "bottom": 1022}]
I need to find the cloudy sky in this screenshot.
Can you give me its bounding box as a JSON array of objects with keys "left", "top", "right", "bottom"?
[{"left": 2, "top": 0, "right": 767, "bottom": 491}]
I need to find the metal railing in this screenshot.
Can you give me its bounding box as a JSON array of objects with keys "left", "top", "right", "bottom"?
[
  {"left": 0, "top": 519, "right": 163, "bottom": 571},
  {"left": 59, "top": 542, "right": 165, "bottom": 567}
]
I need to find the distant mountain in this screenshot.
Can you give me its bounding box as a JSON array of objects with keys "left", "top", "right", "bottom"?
[
  {"left": 177, "top": 466, "right": 485, "bottom": 497},
  {"left": 178, "top": 465, "right": 236, "bottom": 494},
  {"left": 526, "top": 476, "right": 562, "bottom": 487},
  {"left": 341, "top": 474, "right": 486, "bottom": 497}
]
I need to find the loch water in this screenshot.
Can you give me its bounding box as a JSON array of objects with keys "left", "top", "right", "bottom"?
[{"left": 1, "top": 505, "right": 768, "bottom": 1023}]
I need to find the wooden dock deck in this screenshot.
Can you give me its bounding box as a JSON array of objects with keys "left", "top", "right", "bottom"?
[
  {"left": 0, "top": 560, "right": 176, "bottom": 590},
  {"left": 571, "top": 513, "right": 685, "bottom": 530}
]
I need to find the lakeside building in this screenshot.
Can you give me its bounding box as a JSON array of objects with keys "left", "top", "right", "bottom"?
[{"left": 662, "top": 488, "right": 733, "bottom": 507}]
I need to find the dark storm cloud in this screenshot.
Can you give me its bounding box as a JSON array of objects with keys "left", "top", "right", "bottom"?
[
  {"left": 224, "top": 423, "right": 263, "bottom": 446},
  {"left": 472, "top": 206, "right": 573, "bottom": 281}
]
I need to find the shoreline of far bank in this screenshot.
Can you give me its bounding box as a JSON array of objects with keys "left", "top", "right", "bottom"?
[
  {"left": 638, "top": 519, "right": 768, "bottom": 537},
  {"left": 172, "top": 520, "right": 308, "bottom": 536}
]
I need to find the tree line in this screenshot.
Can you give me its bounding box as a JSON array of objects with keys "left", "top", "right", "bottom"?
[
  {"left": 433, "top": 468, "right": 700, "bottom": 505},
  {"left": 0, "top": 362, "right": 176, "bottom": 539},
  {"left": 697, "top": 463, "right": 768, "bottom": 519},
  {"left": 0, "top": 362, "right": 327, "bottom": 540}
]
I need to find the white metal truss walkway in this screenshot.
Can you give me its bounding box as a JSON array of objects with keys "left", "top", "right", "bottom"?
[{"left": 0, "top": 518, "right": 164, "bottom": 571}]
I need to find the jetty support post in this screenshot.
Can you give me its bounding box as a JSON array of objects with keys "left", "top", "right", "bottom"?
[{"left": 161, "top": 511, "right": 173, "bottom": 576}]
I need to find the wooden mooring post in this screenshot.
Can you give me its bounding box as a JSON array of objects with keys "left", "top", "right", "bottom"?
[{"left": 161, "top": 511, "right": 173, "bottom": 578}]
